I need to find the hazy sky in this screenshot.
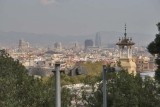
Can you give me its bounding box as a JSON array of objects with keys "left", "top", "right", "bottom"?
[{"left": 0, "top": 0, "right": 160, "bottom": 35}]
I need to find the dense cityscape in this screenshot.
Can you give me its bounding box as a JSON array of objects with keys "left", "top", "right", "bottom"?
[
  {"left": 2, "top": 29, "right": 155, "bottom": 77},
  {"left": 1, "top": 0, "right": 160, "bottom": 107},
  {"left": 1, "top": 25, "right": 158, "bottom": 106}
]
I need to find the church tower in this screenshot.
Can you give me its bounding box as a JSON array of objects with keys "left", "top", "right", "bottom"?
[{"left": 116, "top": 24, "right": 136, "bottom": 74}]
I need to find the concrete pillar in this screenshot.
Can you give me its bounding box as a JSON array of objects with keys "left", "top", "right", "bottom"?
[
  {"left": 103, "top": 65, "right": 107, "bottom": 107},
  {"left": 55, "top": 63, "right": 61, "bottom": 107}
]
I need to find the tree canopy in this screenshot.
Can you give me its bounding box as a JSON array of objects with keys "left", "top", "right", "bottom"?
[
  {"left": 1, "top": 50, "right": 160, "bottom": 107},
  {"left": 0, "top": 50, "right": 72, "bottom": 107},
  {"left": 147, "top": 22, "right": 160, "bottom": 83}
]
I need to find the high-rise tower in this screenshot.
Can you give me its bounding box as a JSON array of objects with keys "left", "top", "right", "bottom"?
[
  {"left": 54, "top": 42, "right": 62, "bottom": 51},
  {"left": 18, "top": 39, "right": 29, "bottom": 51},
  {"left": 84, "top": 39, "right": 93, "bottom": 49},
  {"left": 95, "top": 32, "right": 101, "bottom": 47}
]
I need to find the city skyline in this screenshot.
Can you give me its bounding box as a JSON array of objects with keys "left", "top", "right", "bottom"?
[
  {"left": 1, "top": 1, "right": 160, "bottom": 106},
  {"left": 0, "top": 0, "right": 160, "bottom": 36}
]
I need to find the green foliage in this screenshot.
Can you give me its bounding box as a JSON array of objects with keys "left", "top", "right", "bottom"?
[
  {"left": 81, "top": 61, "right": 103, "bottom": 76},
  {"left": 117, "top": 60, "right": 122, "bottom": 67},
  {"left": 83, "top": 71, "right": 160, "bottom": 107},
  {"left": 147, "top": 41, "right": 157, "bottom": 55},
  {"left": 147, "top": 22, "right": 160, "bottom": 83},
  {"left": 0, "top": 50, "right": 71, "bottom": 107},
  {"left": 53, "top": 62, "right": 160, "bottom": 107},
  {"left": 155, "top": 69, "right": 160, "bottom": 83},
  {"left": 0, "top": 49, "right": 29, "bottom": 106},
  {"left": 1, "top": 50, "right": 160, "bottom": 107}
]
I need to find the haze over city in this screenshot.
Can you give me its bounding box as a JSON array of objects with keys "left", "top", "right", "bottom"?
[
  {"left": 1, "top": 1, "right": 160, "bottom": 107},
  {"left": 0, "top": 0, "right": 160, "bottom": 35}
]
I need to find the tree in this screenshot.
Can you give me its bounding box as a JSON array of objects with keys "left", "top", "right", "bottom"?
[
  {"left": 1, "top": 49, "right": 160, "bottom": 106},
  {"left": 147, "top": 22, "right": 160, "bottom": 83},
  {"left": 0, "top": 49, "right": 31, "bottom": 106},
  {"left": 0, "top": 49, "right": 73, "bottom": 107},
  {"left": 0, "top": 49, "right": 48, "bottom": 106},
  {"left": 82, "top": 70, "right": 160, "bottom": 107}
]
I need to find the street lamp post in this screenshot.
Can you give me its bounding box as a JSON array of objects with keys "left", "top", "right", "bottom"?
[
  {"left": 103, "top": 65, "right": 107, "bottom": 107},
  {"left": 55, "top": 63, "right": 61, "bottom": 107}
]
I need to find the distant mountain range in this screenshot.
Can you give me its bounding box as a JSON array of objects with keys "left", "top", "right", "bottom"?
[{"left": 0, "top": 31, "right": 154, "bottom": 47}]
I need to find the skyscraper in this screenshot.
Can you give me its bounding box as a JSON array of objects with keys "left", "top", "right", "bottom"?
[
  {"left": 54, "top": 42, "right": 62, "bottom": 51},
  {"left": 18, "top": 39, "right": 29, "bottom": 51},
  {"left": 95, "top": 32, "right": 101, "bottom": 47},
  {"left": 84, "top": 39, "right": 93, "bottom": 49}
]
